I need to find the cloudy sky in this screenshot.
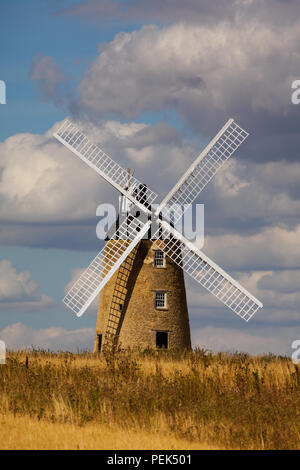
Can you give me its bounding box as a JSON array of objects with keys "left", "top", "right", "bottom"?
[{"left": 1, "top": 0, "right": 300, "bottom": 355}]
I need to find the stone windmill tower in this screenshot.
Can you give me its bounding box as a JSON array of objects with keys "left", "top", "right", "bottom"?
[
  {"left": 94, "top": 175, "right": 191, "bottom": 352},
  {"left": 54, "top": 118, "right": 263, "bottom": 352}
]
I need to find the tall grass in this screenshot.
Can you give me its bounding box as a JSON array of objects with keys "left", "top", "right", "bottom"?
[{"left": 0, "top": 349, "right": 299, "bottom": 450}]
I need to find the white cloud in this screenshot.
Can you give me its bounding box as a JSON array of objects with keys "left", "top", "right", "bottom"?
[
  {"left": 0, "top": 323, "right": 94, "bottom": 351},
  {"left": 0, "top": 124, "right": 110, "bottom": 224},
  {"left": 209, "top": 159, "right": 300, "bottom": 227},
  {"left": 77, "top": 20, "right": 300, "bottom": 123},
  {"left": 1, "top": 321, "right": 298, "bottom": 356},
  {"left": 0, "top": 119, "right": 193, "bottom": 228},
  {"left": 0, "top": 259, "right": 55, "bottom": 312},
  {"left": 192, "top": 325, "right": 300, "bottom": 355},
  {"left": 187, "top": 267, "right": 300, "bottom": 325},
  {"left": 2, "top": 117, "right": 298, "bottom": 234},
  {"left": 201, "top": 224, "right": 300, "bottom": 271}
]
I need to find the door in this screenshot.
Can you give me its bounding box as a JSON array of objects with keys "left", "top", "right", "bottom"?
[
  {"left": 97, "top": 334, "right": 102, "bottom": 352},
  {"left": 156, "top": 331, "right": 168, "bottom": 349}
]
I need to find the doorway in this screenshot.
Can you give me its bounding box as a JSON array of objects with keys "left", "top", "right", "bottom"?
[
  {"left": 97, "top": 334, "right": 102, "bottom": 352},
  {"left": 156, "top": 331, "right": 168, "bottom": 349}
]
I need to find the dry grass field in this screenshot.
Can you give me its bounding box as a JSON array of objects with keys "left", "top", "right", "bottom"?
[{"left": 0, "top": 348, "right": 299, "bottom": 450}]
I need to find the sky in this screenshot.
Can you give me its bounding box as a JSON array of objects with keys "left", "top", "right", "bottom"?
[{"left": 0, "top": 0, "right": 300, "bottom": 356}]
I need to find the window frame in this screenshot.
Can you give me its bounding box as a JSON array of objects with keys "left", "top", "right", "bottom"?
[
  {"left": 155, "top": 291, "right": 167, "bottom": 309},
  {"left": 153, "top": 249, "right": 165, "bottom": 268}
]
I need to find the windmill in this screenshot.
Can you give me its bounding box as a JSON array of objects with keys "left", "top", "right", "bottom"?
[{"left": 54, "top": 118, "right": 263, "bottom": 352}]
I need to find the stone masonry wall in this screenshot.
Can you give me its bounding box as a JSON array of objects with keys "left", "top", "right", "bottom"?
[{"left": 94, "top": 239, "right": 191, "bottom": 351}]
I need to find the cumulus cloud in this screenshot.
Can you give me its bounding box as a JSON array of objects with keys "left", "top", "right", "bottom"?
[
  {"left": 0, "top": 259, "right": 55, "bottom": 311},
  {"left": 185, "top": 227, "right": 300, "bottom": 325},
  {"left": 1, "top": 322, "right": 298, "bottom": 355},
  {"left": 0, "top": 0, "right": 295, "bottom": 360},
  {"left": 192, "top": 325, "right": 300, "bottom": 355},
  {"left": 202, "top": 224, "right": 300, "bottom": 271},
  {"left": 0, "top": 123, "right": 109, "bottom": 224},
  {"left": 0, "top": 118, "right": 196, "bottom": 248},
  {"left": 0, "top": 323, "right": 94, "bottom": 351},
  {"left": 76, "top": 21, "right": 300, "bottom": 128},
  {"left": 46, "top": 10, "right": 295, "bottom": 167},
  {"left": 186, "top": 268, "right": 300, "bottom": 326},
  {"left": 0, "top": 119, "right": 192, "bottom": 222},
  {"left": 37, "top": 2, "right": 300, "bottom": 169},
  {"left": 202, "top": 158, "right": 300, "bottom": 234}
]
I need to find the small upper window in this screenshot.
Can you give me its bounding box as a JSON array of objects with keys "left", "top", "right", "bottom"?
[
  {"left": 155, "top": 291, "right": 167, "bottom": 309},
  {"left": 154, "top": 250, "right": 165, "bottom": 267}
]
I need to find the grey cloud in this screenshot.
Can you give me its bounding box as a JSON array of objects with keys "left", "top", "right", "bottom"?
[
  {"left": 121, "top": 121, "right": 183, "bottom": 150},
  {"left": 59, "top": 0, "right": 300, "bottom": 29},
  {"left": 38, "top": 6, "right": 300, "bottom": 167},
  {"left": 0, "top": 322, "right": 93, "bottom": 351},
  {"left": 258, "top": 270, "right": 300, "bottom": 294},
  {"left": 0, "top": 222, "right": 103, "bottom": 251},
  {"left": 30, "top": 54, "right": 71, "bottom": 108},
  {"left": 58, "top": 0, "right": 119, "bottom": 21},
  {"left": 72, "top": 19, "right": 300, "bottom": 165}
]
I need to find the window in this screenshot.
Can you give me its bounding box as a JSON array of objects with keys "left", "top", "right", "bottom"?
[
  {"left": 154, "top": 250, "right": 165, "bottom": 267},
  {"left": 156, "top": 331, "right": 168, "bottom": 349},
  {"left": 155, "top": 291, "right": 167, "bottom": 309}
]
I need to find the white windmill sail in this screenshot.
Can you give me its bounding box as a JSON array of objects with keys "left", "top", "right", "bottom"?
[
  {"left": 63, "top": 215, "right": 151, "bottom": 317},
  {"left": 54, "top": 119, "right": 157, "bottom": 214},
  {"left": 55, "top": 115, "right": 262, "bottom": 322},
  {"left": 155, "top": 119, "right": 249, "bottom": 223},
  {"left": 119, "top": 168, "right": 134, "bottom": 214},
  {"left": 154, "top": 221, "right": 262, "bottom": 322}
]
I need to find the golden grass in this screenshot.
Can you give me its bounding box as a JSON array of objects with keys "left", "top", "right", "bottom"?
[
  {"left": 0, "top": 412, "right": 216, "bottom": 450},
  {"left": 0, "top": 349, "right": 299, "bottom": 450}
]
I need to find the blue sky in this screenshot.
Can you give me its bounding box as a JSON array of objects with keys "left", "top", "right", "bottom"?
[
  {"left": 0, "top": 0, "right": 178, "bottom": 138},
  {"left": 1, "top": 1, "right": 101, "bottom": 326},
  {"left": 0, "top": 0, "right": 107, "bottom": 338},
  {"left": 0, "top": 0, "right": 124, "bottom": 138},
  {"left": 1, "top": 0, "right": 300, "bottom": 355}
]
